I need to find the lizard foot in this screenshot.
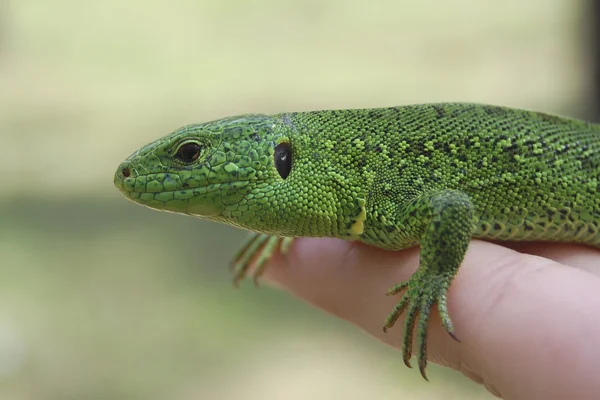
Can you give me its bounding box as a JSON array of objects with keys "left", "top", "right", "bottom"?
[
  {"left": 230, "top": 233, "right": 294, "bottom": 286},
  {"left": 382, "top": 272, "right": 457, "bottom": 380}
]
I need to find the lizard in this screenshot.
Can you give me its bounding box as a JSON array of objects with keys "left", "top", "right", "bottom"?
[{"left": 113, "top": 103, "right": 600, "bottom": 379}]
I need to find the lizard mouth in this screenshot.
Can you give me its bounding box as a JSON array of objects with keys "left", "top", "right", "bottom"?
[
  {"left": 113, "top": 165, "right": 192, "bottom": 198},
  {"left": 114, "top": 157, "right": 261, "bottom": 218},
  {"left": 114, "top": 183, "right": 226, "bottom": 217},
  {"left": 114, "top": 167, "right": 246, "bottom": 217}
]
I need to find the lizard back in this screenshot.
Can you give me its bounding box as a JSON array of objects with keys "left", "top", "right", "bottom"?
[{"left": 282, "top": 104, "right": 600, "bottom": 249}]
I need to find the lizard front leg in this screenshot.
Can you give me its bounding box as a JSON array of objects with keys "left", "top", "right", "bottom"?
[
  {"left": 383, "top": 189, "right": 474, "bottom": 379},
  {"left": 231, "top": 233, "right": 295, "bottom": 285}
]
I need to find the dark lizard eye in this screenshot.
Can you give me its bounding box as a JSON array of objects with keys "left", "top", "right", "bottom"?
[
  {"left": 274, "top": 142, "right": 292, "bottom": 179},
  {"left": 175, "top": 142, "right": 202, "bottom": 163}
]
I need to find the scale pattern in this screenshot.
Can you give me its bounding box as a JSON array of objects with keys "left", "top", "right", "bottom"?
[{"left": 115, "top": 103, "right": 600, "bottom": 379}]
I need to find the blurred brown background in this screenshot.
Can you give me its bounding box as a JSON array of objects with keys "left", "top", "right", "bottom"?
[{"left": 0, "top": 0, "right": 597, "bottom": 398}]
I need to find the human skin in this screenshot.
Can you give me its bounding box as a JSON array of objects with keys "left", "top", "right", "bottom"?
[
  {"left": 114, "top": 104, "right": 600, "bottom": 381},
  {"left": 261, "top": 239, "right": 600, "bottom": 399}
]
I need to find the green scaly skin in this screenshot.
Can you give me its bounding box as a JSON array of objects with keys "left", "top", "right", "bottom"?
[{"left": 114, "top": 103, "right": 600, "bottom": 379}]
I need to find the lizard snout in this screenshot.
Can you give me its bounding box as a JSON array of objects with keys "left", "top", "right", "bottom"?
[{"left": 114, "top": 161, "right": 134, "bottom": 192}]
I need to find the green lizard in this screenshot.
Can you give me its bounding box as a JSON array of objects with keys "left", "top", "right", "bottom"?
[{"left": 114, "top": 103, "right": 600, "bottom": 379}]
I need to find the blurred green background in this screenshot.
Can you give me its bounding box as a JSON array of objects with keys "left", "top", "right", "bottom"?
[{"left": 0, "top": 0, "right": 595, "bottom": 398}]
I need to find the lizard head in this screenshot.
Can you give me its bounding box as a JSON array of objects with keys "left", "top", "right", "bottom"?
[
  {"left": 114, "top": 114, "right": 287, "bottom": 222},
  {"left": 115, "top": 113, "right": 365, "bottom": 238}
]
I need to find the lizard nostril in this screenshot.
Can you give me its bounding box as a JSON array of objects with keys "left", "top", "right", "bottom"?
[{"left": 122, "top": 167, "right": 131, "bottom": 178}]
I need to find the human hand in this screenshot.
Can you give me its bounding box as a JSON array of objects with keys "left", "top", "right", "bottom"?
[{"left": 262, "top": 238, "right": 600, "bottom": 399}]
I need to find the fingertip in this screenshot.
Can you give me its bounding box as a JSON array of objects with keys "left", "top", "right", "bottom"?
[{"left": 260, "top": 237, "right": 600, "bottom": 398}]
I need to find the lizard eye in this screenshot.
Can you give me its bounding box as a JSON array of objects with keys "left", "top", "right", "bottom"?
[
  {"left": 175, "top": 142, "right": 202, "bottom": 164},
  {"left": 274, "top": 142, "right": 292, "bottom": 179}
]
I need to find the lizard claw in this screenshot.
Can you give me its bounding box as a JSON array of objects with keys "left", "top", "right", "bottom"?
[
  {"left": 382, "top": 272, "right": 454, "bottom": 380},
  {"left": 230, "top": 234, "right": 294, "bottom": 285}
]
